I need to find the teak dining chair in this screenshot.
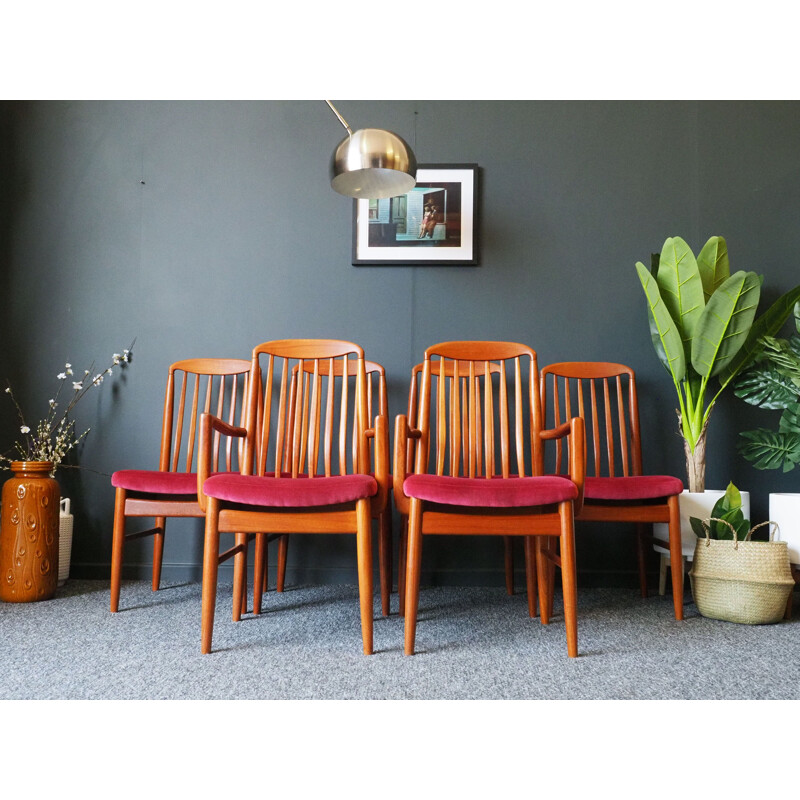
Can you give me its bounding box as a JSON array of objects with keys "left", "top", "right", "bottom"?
[
  {"left": 110, "top": 358, "right": 253, "bottom": 613},
  {"left": 197, "top": 339, "right": 389, "bottom": 655},
  {"left": 272, "top": 358, "right": 393, "bottom": 617},
  {"left": 397, "top": 360, "right": 520, "bottom": 616},
  {"left": 394, "top": 342, "right": 585, "bottom": 657},
  {"left": 539, "top": 362, "right": 685, "bottom": 620}
]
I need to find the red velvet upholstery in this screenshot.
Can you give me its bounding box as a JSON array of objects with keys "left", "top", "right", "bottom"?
[
  {"left": 583, "top": 475, "right": 683, "bottom": 501},
  {"left": 404, "top": 474, "right": 578, "bottom": 508},
  {"left": 203, "top": 473, "right": 378, "bottom": 508},
  {"left": 112, "top": 470, "right": 202, "bottom": 495}
]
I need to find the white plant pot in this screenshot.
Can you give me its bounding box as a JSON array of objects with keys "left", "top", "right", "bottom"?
[
  {"left": 769, "top": 493, "right": 800, "bottom": 565},
  {"left": 58, "top": 497, "right": 74, "bottom": 587},
  {"left": 654, "top": 489, "right": 751, "bottom": 560}
]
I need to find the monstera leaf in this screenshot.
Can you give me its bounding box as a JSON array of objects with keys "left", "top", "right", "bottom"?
[
  {"left": 738, "top": 428, "right": 800, "bottom": 472},
  {"left": 735, "top": 363, "right": 799, "bottom": 410},
  {"left": 779, "top": 402, "right": 800, "bottom": 435}
]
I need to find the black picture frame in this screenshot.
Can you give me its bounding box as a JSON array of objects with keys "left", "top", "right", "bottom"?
[{"left": 352, "top": 164, "right": 479, "bottom": 266}]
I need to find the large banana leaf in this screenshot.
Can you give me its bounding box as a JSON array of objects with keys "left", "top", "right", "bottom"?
[
  {"left": 656, "top": 236, "right": 705, "bottom": 359},
  {"left": 635, "top": 261, "right": 686, "bottom": 382},
  {"left": 734, "top": 363, "right": 798, "bottom": 409},
  {"left": 718, "top": 284, "right": 800, "bottom": 385},
  {"left": 691, "top": 271, "right": 761, "bottom": 378},
  {"left": 696, "top": 235, "right": 731, "bottom": 303},
  {"left": 738, "top": 428, "right": 800, "bottom": 472}
]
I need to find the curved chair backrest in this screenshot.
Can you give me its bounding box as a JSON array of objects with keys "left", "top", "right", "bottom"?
[
  {"left": 247, "top": 339, "right": 371, "bottom": 478},
  {"left": 412, "top": 341, "right": 543, "bottom": 479},
  {"left": 161, "top": 358, "right": 253, "bottom": 474},
  {"left": 540, "top": 361, "right": 643, "bottom": 478}
]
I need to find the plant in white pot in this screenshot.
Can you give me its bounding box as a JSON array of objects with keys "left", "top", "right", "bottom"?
[
  {"left": 634, "top": 235, "right": 800, "bottom": 567},
  {"left": 734, "top": 301, "right": 800, "bottom": 589}
]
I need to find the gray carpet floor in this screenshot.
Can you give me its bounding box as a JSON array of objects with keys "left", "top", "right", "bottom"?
[{"left": 2, "top": 579, "right": 799, "bottom": 700}]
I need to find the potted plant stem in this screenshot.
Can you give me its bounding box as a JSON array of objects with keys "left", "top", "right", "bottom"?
[{"left": 635, "top": 235, "right": 800, "bottom": 564}]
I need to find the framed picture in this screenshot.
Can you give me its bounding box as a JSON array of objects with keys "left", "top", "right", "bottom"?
[{"left": 352, "top": 163, "right": 479, "bottom": 266}]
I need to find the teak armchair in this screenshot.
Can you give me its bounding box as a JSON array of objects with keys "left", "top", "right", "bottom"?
[
  {"left": 397, "top": 360, "right": 521, "bottom": 615},
  {"left": 272, "top": 358, "right": 393, "bottom": 616},
  {"left": 394, "top": 342, "right": 585, "bottom": 657},
  {"left": 197, "top": 339, "right": 389, "bottom": 655},
  {"left": 110, "top": 358, "right": 252, "bottom": 613},
  {"left": 540, "top": 362, "right": 685, "bottom": 620}
]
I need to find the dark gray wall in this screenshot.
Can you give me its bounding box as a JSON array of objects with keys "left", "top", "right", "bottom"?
[{"left": 2, "top": 100, "right": 799, "bottom": 588}]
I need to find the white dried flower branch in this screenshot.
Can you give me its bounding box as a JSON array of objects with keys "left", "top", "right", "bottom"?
[{"left": 2, "top": 340, "right": 135, "bottom": 474}]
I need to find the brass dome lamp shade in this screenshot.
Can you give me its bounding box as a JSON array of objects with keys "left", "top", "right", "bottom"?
[{"left": 326, "top": 100, "right": 417, "bottom": 199}]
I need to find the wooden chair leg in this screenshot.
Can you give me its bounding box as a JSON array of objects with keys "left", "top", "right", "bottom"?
[
  {"left": 151, "top": 515, "right": 166, "bottom": 591},
  {"left": 379, "top": 508, "right": 392, "bottom": 617},
  {"left": 253, "top": 532, "right": 266, "bottom": 615},
  {"left": 504, "top": 535, "right": 514, "bottom": 595},
  {"left": 536, "top": 537, "right": 551, "bottom": 625},
  {"left": 398, "top": 516, "right": 408, "bottom": 618},
  {"left": 356, "top": 499, "right": 374, "bottom": 656},
  {"left": 109, "top": 487, "right": 127, "bottom": 613},
  {"left": 659, "top": 553, "right": 668, "bottom": 596},
  {"left": 635, "top": 522, "right": 648, "bottom": 598},
  {"left": 524, "top": 536, "right": 538, "bottom": 617},
  {"left": 201, "top": 499, "right": 222, "bottom": 655},
  {"left": 403, "top": 500, "right": 423, "bottom": 655},
  {"left": 232, "top": 533, "right": 247, "bottom": 623},
  {"left": 276, "top": 534, "right": 288, "bottom": 592},
  {"left": 667, "top": 494, "right": 684, "bottom": 621},
  {"left": 559, "top": 503, "right": 579, "bottom": 658}
]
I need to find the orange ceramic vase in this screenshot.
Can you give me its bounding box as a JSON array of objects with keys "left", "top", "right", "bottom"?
[{"left": 0, "top": 461, "right": 60, "bottom": 602}]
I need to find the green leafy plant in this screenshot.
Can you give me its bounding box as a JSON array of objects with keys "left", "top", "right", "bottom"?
[
  {"left": 635, "top": 235, "right": 800, "bottom": 492},
  {"left": 735, "top": 302, "right": 800, "bottom": 472},
  {"left": 689, "top": 481, "right": 749, "bottom": 540}
]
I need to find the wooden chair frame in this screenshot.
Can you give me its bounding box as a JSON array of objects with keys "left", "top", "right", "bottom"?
[
  {"left": 397, "top": 360, "right": 520, "bottom": 615},
  {"left": 394, "top": 342, "right": 585, "bottom": 657},
  {"left": 272, "top": 358, "right": 393, "bottom": 616},
  {"left": 197, "top": 340, "right": 389, "bottom": 655},
  {"left": 110, "top": 358, "right": 252, "bottom": 613},
  {"left": 540, "top": 361, "right": 684, "bottom": 620}
]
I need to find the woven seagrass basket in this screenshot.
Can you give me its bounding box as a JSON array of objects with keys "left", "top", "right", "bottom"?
[{"left": 689, "top": 519, "right": 794, "bottom": 625}]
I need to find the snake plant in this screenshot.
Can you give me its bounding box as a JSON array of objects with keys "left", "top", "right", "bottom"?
[
  {"left": 635, "top": 235, "right": 800, "bottom": 492},
  {"left": 735, "top": 302, "right": 800, "bottom": 472}
]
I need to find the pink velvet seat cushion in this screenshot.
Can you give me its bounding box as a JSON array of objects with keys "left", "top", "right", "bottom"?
[
  {"left": 112, "top": 469, "right": 204, "bottom": 495},
  {"left": 203, "top": 473, "right": 378, "bottom": 508},
  {"left": 583, "top": 475, "right": 683, "bottom": 501},
  {"left": 403, "top": 474, "right": 578, "bottom": 508}
]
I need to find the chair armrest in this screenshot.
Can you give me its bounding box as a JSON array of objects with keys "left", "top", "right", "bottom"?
[
  {"left": 197, "top": 412, "right": 248, "bottom": 513},
  {"left": 540, "top": 417, "right": 585, "bottom": 515},
  {"left": 393, "top": 414, "right": 422, "bottom": 516},
  {"left": 365, "top": 414, "right": 389, "bottom": 515}
]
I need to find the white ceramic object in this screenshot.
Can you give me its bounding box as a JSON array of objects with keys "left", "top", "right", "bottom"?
[
  {"left": 769, "top": 493, "right": 800, "bottom": 565},
  {"left": 58, "top": 497, "right": 74, "bottom": 587},
  {"left": 654, "top": 489, "right": 751, "bottom": 560}
]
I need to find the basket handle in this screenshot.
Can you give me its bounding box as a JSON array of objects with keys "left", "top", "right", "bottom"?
[
  {"left": 747, "top": 520, "right": 780, "bottom": 542},
  {"left": 60, "top": 497, "right": 71, "bottom": 515},
  {"left": 700, "top": 517, "right": 741, "bottom": 549},
  {"left": 700, "top": 517, "right": 780, "bottom": 549}
]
